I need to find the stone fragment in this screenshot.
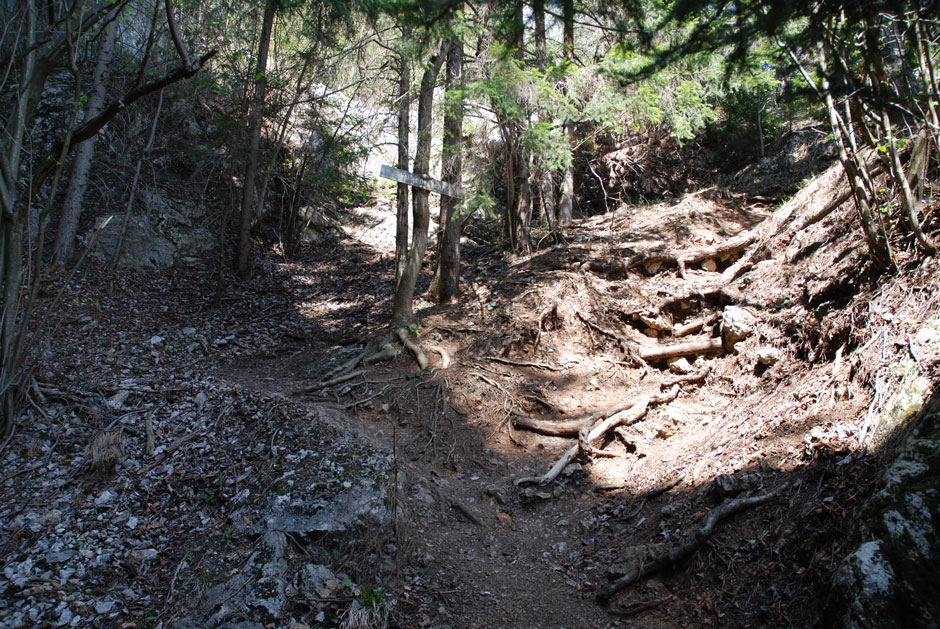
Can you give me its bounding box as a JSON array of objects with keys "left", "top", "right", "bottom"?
[
  {"left": 756, "top": 347, "right": 782, "bottom": 366},
  {"left": 721, "top": 306, "right": 757, "bottom": 348},
  {"left": 667, "top": 357, "right": 693, "bottom": 374}
]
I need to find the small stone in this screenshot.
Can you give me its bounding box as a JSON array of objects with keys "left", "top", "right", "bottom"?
[
  {"left": 182, "top": 327, "right": 197, "bottom": 337},
  {"left": 721, "top": 306, "right": 757, "bottom": 348},
  {"left": 126, "top": 516, "right": 139, "bottom": 530},
  {"left": 756, "top": 347, "right": 782, "bottom": 366},
  {"left": 701, "top": 258, "right": 717, "bottom": 272},
  {"left": 94, "top": 490, "right": 115, "bottom": 507},
  {"left": 667, "top": 357, "right": 693, "bottom": 374},
  {"left": 149, "top": 335, "right": 164, "bottom": 346}
]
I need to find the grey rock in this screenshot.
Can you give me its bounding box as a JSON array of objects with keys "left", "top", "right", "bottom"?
[
  {"left": 832, "top": 392, "right": 940, "bottom": 627},
  {"left": 721, "top": 306, "right": 756, "bottom": 348}
]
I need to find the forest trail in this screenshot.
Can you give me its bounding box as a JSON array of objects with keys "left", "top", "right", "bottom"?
[
  {"left": 216, "top": 184, "right": 889, "bottom": 627},
  {"left": 2, "top": 172, "right": 935, "bottom": 627}
]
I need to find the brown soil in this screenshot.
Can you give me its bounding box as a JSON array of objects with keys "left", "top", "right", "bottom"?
[{"left": 2, "top": 171, "right": 938, "bottom": 628}]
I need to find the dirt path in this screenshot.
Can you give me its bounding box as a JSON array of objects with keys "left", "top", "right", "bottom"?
[
  {"left": 217, "top": 192, "right": 883, "bottom": 627},
  {"left": 2, "top": 186, "right": 908, "bottom": 628}
]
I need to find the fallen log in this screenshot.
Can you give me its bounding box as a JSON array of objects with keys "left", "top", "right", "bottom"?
[
  {"left": 596, "top": 482, "right": 789, "bottom": 603},
  {"left": 639, "top": 337, "right": 723, "bottom": 362},
  {"left": 582, "top": 233, "right": 755, "bottom": 279}
]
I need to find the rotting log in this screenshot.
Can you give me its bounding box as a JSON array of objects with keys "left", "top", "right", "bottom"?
[
  {"left": 639, "top": 337, "right": 723, "bottom": 362},
  {"left": 582, "top": 233, "right": 755, "bottom": 279}
]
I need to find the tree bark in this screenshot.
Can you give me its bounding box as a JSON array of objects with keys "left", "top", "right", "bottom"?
[
  {"left": 237, "top": 0, "right": 275, "bottom": 279},
  {"left": 391, "top": 40, "right": 448, "bottom": 328},
  {"left": 429, "top": 37, "right": 464, "bottom": 304},
  {"left": 52, "top": 9, "right": 118, "bottom": 263},
  {"left": 394, "top": 25, "right": 412, "bottom": 290}
]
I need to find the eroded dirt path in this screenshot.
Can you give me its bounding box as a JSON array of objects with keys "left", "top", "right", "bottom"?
[
  {"left": 8, "top": 182, "right": 931, "bottom": 627},
  {"left": 219, "top": 192, "right": 889, "bottom": 627}
]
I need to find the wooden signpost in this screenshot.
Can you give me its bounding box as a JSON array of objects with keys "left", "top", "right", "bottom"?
[{"left": 379, "top": 164, "right": 466, "bottom": 199}]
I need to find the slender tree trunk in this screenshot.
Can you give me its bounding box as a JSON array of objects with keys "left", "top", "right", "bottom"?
[
  {"left": 52, "top": 11, "right": 118, "bottom": 263},
  {"left": 533, "top": 0, "right": 546, "bottom": 64},
  {"left": 559, "top": 0, "right": 575, "bottom": 226},
  {"left": 394, "top": 25, "right": 412, "bottom": 290},
  {"left": 558, "top": 125, "right": 575, "bottom": 226},
  {"left": 562, "top": 0, "right": 574, "bottom": 61},
  {"left": 237, "top": 0, "right": 275, "bottom": 279},
  {"left": 391, "top": 41, "right": 448, "bottom": 328},
  {"left": 429, "top": 37, "right": 464, "bottom": 304}
]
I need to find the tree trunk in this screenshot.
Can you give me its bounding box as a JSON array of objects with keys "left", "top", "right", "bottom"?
[
  {"left": 559, "top": 124, "right": 575, "bottom": 226},
  {"left": 52, "top": 10, "right": 118, "bottom": 264},
  {"left": 429, "top": 37, "right": 464, "bottom": 304},
  {"left": 395, "top": 25, "right": 412, "bottom": 290},
  {"left": 533, "top": 0, "right": 546, "bottom": 64},
  {"left": 390, "top": 41, "right": 448, "bottom": 328},
  {"left": 559, "top": 0, "right": 575, "bottom": 226},
  {"left": 562, "top": 0, "right": 574, "bottom": 61},
  {"left": 237, "top": 0, "right": 275, "bottom": 279},
  {"left": 512, "top": 150, "right": 533, "bottom": 253}
]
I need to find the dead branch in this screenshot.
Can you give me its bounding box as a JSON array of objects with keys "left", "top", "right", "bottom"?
[
  {"left": 639, "top": 337, "right": 723, "bottom": 362},
  {"left": 596, "top": 482, "right": 789, "bottom": 603},
  {"left": 576, "top": 311, "right": 632, "bottom": 348},
  {"left": 396, "top": 327, "right": 428, "bottom": 370},
  {"left": 145, "top": 411, "right": 155, "bottom": 456},
  {"left": 673, "top": 313, "right": 719, "bottom": 338},
  {"left": 449, "top": 500, "right": 483, "bottom": 527},
  {"left": 488, "top": 356, "right": 561, "bottom": 371}
]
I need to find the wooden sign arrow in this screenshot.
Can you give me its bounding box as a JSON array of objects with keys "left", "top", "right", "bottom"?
[{"left": 379, "top": 164, "right": 465, "bottom": 199}]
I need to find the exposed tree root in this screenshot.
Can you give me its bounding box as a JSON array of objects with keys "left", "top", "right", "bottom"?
[
  {"left": 321, "top": 347, "right": 366, "bottom": 382},
  {"left": 595, "top": 482, "right": 789, "bottom": 603},
  {"left": 364, "top": 339, "right": 398, "bottom": 365},
  {"left": 488, "top": 356, "right": 561, "bottom": 371},
  {"left": 396, "top": 327, "right": 428, "bottom": 370},
  {"left": 660, "top": 365, "right": 711, "bottom": 388},
  {"left": 426, "top": 344, "right": 451, "bottom": 369},
  {"left": 298, "top": 369, "right": 365, "bottom": 393},
  {"left": 513, "top": 387, "right": 676, "bottom": 437},
  {"left": 515, "top": 386, "right": 678, "bottom": 487}
]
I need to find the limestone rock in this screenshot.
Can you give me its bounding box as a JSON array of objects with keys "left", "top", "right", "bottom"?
[
  {"left": 831, "top": 392, "right": 940, "bottom": 627},
  {"left": 721, "top": 306, "right": 757, "bottom": 348},
  {"left": 756, "top": 347, "right": 782, "bottom": 366}
]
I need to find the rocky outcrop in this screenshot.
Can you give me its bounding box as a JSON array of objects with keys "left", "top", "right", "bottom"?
[
  {"left": 831, "top": 386, "right": 940, "bottom": 627},
  {"left": 88, "top": 188, "right": 215, "bottom": 270}
]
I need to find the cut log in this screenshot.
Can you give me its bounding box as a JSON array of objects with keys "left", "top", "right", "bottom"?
[{"left": 639, "top": 337, "right": 723, "bottom": 362}]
